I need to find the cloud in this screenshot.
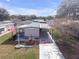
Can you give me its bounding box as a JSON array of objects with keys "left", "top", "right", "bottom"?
[
  {"left": 0, "top": 2, "right": 57, "bottom": 16},
  {"left": 8, "top": 8, "right": 57, "bottom": 16},
  {"left": 6, "top": 0, "right": 11, "bottom": 2}
]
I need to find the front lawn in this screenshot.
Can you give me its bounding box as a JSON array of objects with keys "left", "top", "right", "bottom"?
[
  {"left": 0, "top": 44, "right": 39, "bottom": 59},
  {"left": 0, "top": 32, "right": 39, "bottom": 59}
]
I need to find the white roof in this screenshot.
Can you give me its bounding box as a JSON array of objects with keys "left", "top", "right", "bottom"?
[
  {"left": 0, "top": 26, "right": 5, "bottom": 29},
  {"left": 40, "top": 23, "right": 51, "bottom": 29},
  {"left": 17, "top": 22, "right": 51, "bottom": 29},
  {"left": 0, "top": 21, "right": 14, "bottom": 25},
  {"left": 0, "top": 21, "right": 14, "bottom": 29},
  {"left": 33, "top": 19, "right": 46, "bottom": 23}
]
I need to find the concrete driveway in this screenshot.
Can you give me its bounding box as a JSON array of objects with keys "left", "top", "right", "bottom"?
[{"left": 39, "top": 32, "right": 65, "bottom": 59}]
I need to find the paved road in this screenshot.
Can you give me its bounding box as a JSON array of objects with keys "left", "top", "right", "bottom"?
[{"left": 39, "top": 32, "right": 65, "bottom": 59}]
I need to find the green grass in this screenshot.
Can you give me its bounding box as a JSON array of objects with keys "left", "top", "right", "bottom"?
[
  {"left": 0, "top": 31, "right": 39, "bottom": 59},
  {"left": 52, "top": 28, "right": 61, "bottom": 40},
  {"left": 0, "top": 32, "right": 16, "bottom": 43},
  {"left": 15, "top": 50, "right": 36, "bottom": 59},
  {"left": 0, "top": 44, "right": 39, "bottom": 59},
  {"left": 0, "top": 32, "right": 39, "bottom": 59}
]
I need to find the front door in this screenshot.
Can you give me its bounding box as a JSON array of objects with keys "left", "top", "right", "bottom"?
[{"left": 19, "top": 29, "right": 25, "bottom": 40}]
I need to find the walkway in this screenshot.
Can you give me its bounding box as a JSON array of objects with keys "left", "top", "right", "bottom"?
[{"left": 39, "top": 32, "right": 65, "bottom": 59}]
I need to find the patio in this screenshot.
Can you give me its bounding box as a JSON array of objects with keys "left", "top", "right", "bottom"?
[{"left": 15, "top": 30, "right": 53, "bottom": 45}]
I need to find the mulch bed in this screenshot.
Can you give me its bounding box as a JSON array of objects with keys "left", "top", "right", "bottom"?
[{"left": 24, "top": 40, "right": 39, "bottom": 45}]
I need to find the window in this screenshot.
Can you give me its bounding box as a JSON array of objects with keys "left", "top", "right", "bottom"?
[{"left": 0, "top": 28, "right": 4, "bottom": 34}]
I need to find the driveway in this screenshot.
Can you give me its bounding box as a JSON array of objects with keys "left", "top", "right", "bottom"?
[{"left": 39, "top": 32, "right": 65, "bottom": 59}]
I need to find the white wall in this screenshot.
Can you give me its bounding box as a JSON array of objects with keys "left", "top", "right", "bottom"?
[{"left": 24, "top": 28, "right": 39, "bottom": 38}]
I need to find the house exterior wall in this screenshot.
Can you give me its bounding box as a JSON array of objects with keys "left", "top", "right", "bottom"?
[
  {"left": 0, "top": 23, "right": 16, "bottom": 34},
  {"left": 24, "top": 28, "right": 39, "bottom": 38}
]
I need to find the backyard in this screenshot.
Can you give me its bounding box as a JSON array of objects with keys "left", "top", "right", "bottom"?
[{"left": 0, "top": 34, "right": 39, "bottom": 59}]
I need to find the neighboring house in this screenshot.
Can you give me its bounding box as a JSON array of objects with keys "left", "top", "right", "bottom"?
[
  {"left": 33, "top": 19, "right": 47, "bottom": 23},
  {"left": 17, "top": 19, "right": 51, "bottom": 42},
  {"left": 0, "top": 21, "right": 16, "bottom": 35}
]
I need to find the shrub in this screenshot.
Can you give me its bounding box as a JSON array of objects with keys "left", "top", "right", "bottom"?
[{"left": 52, "top": 28, "right": 61, "bottom": 40}]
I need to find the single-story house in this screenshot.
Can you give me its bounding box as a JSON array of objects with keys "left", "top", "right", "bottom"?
[
  {"left": 17, "top": 21, "right": 51, "bottom": 41},
  {"left": 0, "top": 21, "right": 16, "bottom": 35}
]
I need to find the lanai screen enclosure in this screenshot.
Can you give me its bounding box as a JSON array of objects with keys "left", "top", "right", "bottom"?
[{"left": 16, "top": 20, "right": 51, "bottom": 48}]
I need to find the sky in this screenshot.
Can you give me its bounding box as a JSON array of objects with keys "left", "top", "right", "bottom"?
[{"left": 0, "top": 0, "right": 62, "bottom": 16}]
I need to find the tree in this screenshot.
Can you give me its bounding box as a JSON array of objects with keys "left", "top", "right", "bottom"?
[
  {"left": 57, "top": 0, "right": 79, "bottom": 19},
  {"left": 18, "top": 15, "right": 26, "bottom": 21},
  {"left": 30, "top": 15, "right": 37, "bottom": 19},
  {"left": 46, "top": 16, "right": 53, "bottom": 20},
  {"left": 0, "top": 8, "right": 10, "bottom": 21}
]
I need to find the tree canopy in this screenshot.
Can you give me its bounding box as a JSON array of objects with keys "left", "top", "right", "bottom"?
[
  {"left": 57, "top": 0, "right": 79, "bottom": 19},
  {"left": 0, "top": 8, "right": 10, "bottom": 21}
]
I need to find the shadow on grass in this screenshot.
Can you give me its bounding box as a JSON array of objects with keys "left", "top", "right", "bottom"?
[{"left": 1, "top": 35, "right": 17, "bottom": 45}]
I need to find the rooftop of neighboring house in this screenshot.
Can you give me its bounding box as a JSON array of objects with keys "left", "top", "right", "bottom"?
[
  {"left": 33, "top": 19, "right": 47, "bottom": 23},
  {"left": 17, "top": 20, "right": 51, "bottom": 29},
  {"left": 0, "top": 20, "right": 14, "bottom": 24},
  {"left": 0, "top": 21, "right": 15, "bottom": 28}
]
